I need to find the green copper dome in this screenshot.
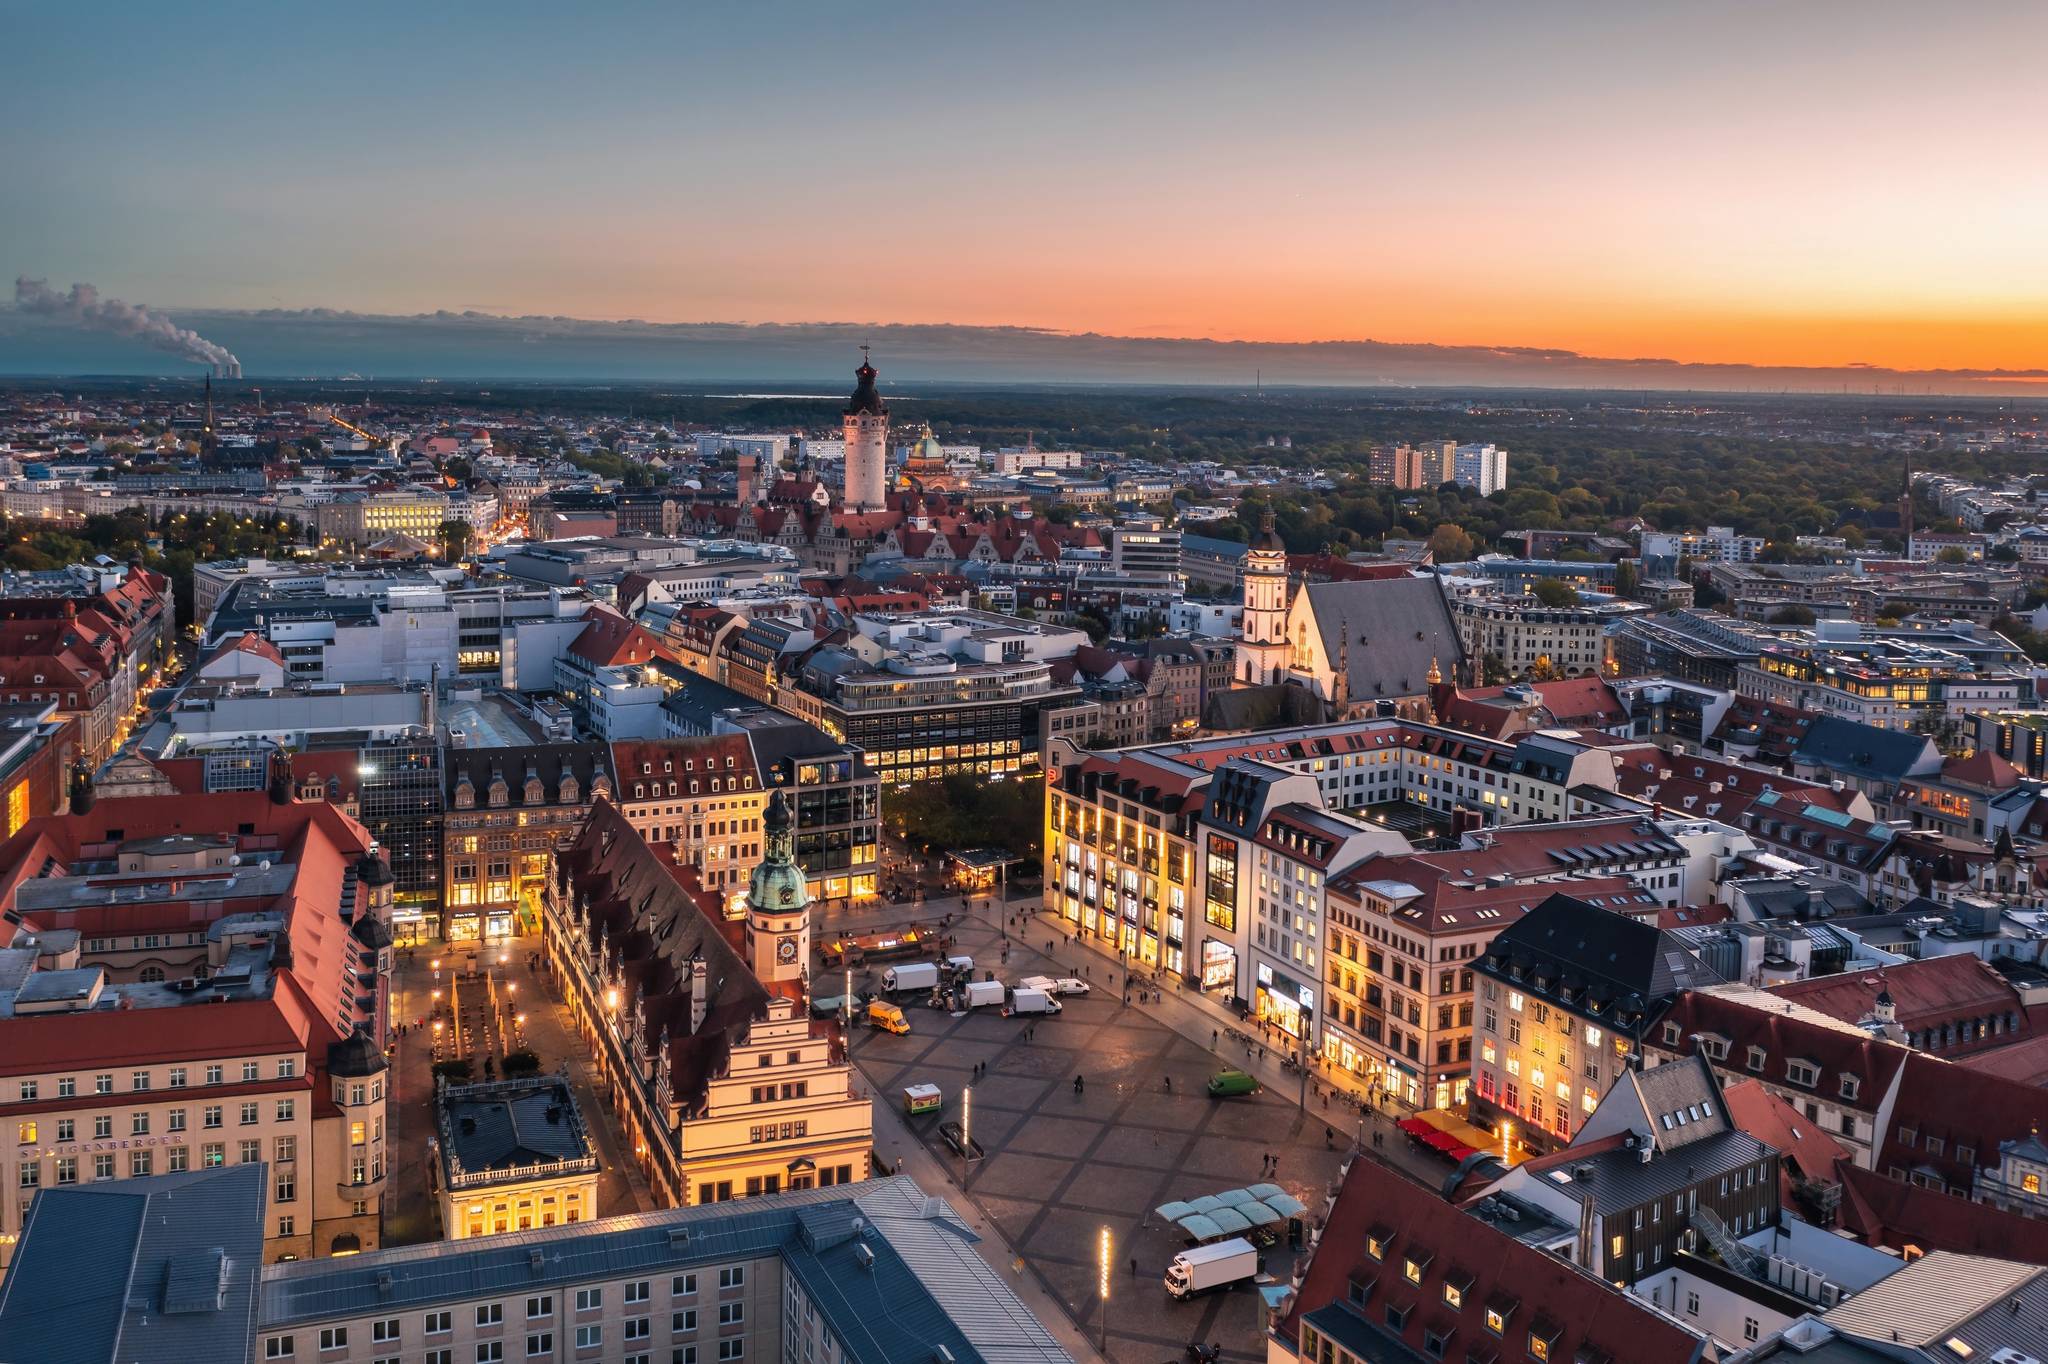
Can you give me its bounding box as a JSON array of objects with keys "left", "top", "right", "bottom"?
[{"left": 748, "top": 789, "right": 809, "bottom": 914}]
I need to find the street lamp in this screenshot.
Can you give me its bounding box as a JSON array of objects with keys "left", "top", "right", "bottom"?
[{"left": 1097, "top": 1225, "right": 1111, "bottom": 1351}]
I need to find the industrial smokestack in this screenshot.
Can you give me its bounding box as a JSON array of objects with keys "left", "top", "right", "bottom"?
[{"left": 12, "top": 275, "right": 242, "bottom": 377}]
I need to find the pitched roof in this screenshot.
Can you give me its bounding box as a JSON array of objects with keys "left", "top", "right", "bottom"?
[
  {"left": 1282, "top": 1157, "right": 1709, "bottom": 1364},
  {"left": 1835, "top": 1162, "right": 2048, "bottom": 1266},
  {"left": 1304, "top": 576, "right": 1465, "bottom": 700},
  {"left": 1651, "top": 986, "right": 1911, "bottom": 1114},
  {"left": 1792, "top": 715, "right": 1942, "bottom": 784},
  {"left": 1770, "top": 956, "right": 2025, "bottom": 1051},
  {"left": 1479, "top": 892, "right": 1724, "bottom": 1024},
  {"left": 1878, "top": 1049, "right": 2048, "bottom": 1193},
  {"left": 1719, "top": 1077, "right": 1853, "bottom": 1202}
]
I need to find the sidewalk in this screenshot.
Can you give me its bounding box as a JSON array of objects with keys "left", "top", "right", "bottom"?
[{"left": 1007, "top": 892, "right": 1425, "bottom": 1138}]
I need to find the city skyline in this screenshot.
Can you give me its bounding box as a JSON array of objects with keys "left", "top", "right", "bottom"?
[{"left": 6, "top": 1, "right": 2048, "bottom": 377}]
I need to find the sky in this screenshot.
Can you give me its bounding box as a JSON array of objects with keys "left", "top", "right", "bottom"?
[{"left": 6, "top": 1, "right": 2048, "bottom": 374}]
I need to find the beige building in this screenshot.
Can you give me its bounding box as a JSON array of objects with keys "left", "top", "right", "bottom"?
[
  {"left": 0, "top": 794, "right": 393, "bottom": 1268},
  {"left": 431, "top": 1074, "right": 601, "bottom": 1240},
  {"left": 1450, "top": 593, "right": 1622, "bottom": 680},
  {"left": 542, "top": 795, "right": 871, "bottom": 1210}
]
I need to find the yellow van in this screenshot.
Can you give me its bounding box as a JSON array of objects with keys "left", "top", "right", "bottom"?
[{"left": 867, "top": 1000, "right": 911, "bottom": 1034}]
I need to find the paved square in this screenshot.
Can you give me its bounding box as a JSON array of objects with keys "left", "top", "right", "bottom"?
[{"left": 836, "top": 901, "right": 1352, "bottom": 1364}]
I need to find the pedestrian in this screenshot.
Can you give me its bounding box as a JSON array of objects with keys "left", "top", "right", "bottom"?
[
  {"left": 1324, "top": 1126, "right": 1333, "bottom": 1148},
  {"left": 1164, "top": 1075, "right": 1172, "bottom": 1094},
  {"left": 1074, "top": 1074, "right": 1084, "bottom": 1095},
  {"left": 1129, "top": 1256, "right": 1137, "bottom": 1280},
  {"left": 1212, "top": 1028, "right": 1219, "bottom": 1049}
]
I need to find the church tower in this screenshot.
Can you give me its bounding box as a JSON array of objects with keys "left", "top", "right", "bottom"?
[
  {"left": 745, "top": 789, "right": 811, "bottom": 989},
  {"left": 841, "top": 347, "right": 888, "bottom": 513},
  {"left": 1236, "top": 510, "right": 1292, "bottom": 685}
]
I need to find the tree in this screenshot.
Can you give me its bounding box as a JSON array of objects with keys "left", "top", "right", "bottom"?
[
  {"left": 1936, "top": 546, "right": 1969, "bottom": 564},
  {"left": 438, "top": 519, "right": 474, "bottom": 563},
  {"left": 1530, "top": 577, "right": 1579, "bottom": 608},
  {"left": 1767, "top": 604, "right": 1817, "bottom": 626},
  {"left": 1427, "top": 523, "right": 1475, "bottom": 562},
  {"left": 1612, "top": 558, "right": 1639, "bottom": 600}
]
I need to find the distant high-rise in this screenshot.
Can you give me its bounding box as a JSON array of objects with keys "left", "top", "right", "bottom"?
[{"left": 841, "top": 347, "right": 888, "bottom": 512}]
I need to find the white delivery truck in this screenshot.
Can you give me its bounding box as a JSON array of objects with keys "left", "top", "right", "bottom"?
[
  {"left": 1010, "top": 987, "right": 1061, "bottom": 1015},
  {"left": 883, "top": 962, "right": 940, "bottom": 993},
  {"left": 1017, "top": 975, "right": 1058, "bottom": 995},
  {"left": 961, "top": 979, "right": 1005, "bottom": 1009},
  {"left": 945, "top": 955, "right": 975, "bottom": 976},
  {"left": 1164, "top": 1238, "right": 1259, "bottom": 1299}
]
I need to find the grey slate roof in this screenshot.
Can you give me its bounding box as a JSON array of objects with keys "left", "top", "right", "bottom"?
[
  {"left": 0, "top": 1163, "right": 266, "bottom": 1364},
  {"left": 1481, "top": 892, "right": 1724, "bottom": 1029},
  {"left": 437, "top": 1076, "right": 597, "bottom": 1186},
  {"left": 1545, "top": 1129, "right": 1774, "bottom": 1215},
  {"left": 258, "top": 1177, "right": 1069, "bottom": 1364},
  {"left": 1792, "top": 715, "right": 1942, "bottom": 785},
  {"left": 1304, "top": 577, "right": 1464, "bottom": 700}
]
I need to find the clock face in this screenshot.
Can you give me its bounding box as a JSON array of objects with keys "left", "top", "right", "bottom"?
[
  {"left": 779, "top": 885, "right": 795, "bottom": 906},
  {"left": 776, "top": 937, "right": 798, "bottom": 965}
]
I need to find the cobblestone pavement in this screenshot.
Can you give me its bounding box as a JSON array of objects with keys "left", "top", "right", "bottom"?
[
  {"left": 384, "top": 942, "right": 654, "bottom": 1246},
  {"left": 824, "top": 891, "right": 1454, "bottom": 1364}
]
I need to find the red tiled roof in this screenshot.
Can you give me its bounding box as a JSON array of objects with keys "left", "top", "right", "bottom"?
[
  {"left": 1877, "top": 1049, "right": 2048, "bottom": 1192},
  {"left": 1837, "top": 1161, "right": 2048, "bottom": 1265},
  {"left": 1720, "top": 1077, "right": 1852, "bottom": 1204},
  {"left": 1651, "top": 989, "right": 1910, "bottom": 1115},
  {"left": 1770, "top": 956, "right": 2025, "bottom": 1053},
  {"left": 1283, "top": 1157, "right": 1708, "bottom": 1364},
  {"left": 1939, "top": 749, "right": 2023, "bottom": 791},
  {"left": 568, "top": 607, "right": 676, "bottom": 668}
]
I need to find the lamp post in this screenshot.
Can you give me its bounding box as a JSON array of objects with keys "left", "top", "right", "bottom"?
[{"left": 1097, "top": 1225, "right": 1111, "bottom": 1351}]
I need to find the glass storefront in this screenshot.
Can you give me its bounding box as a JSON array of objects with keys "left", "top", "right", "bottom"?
[{"left": 1200, "top": 940, "right": 1237, "bottom": 992}]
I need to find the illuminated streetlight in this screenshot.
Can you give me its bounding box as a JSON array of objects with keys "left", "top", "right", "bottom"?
[
  {"left": 605, "top": 988, "right": 620, "bottom": 1013},
  {"left": 1097, "top": 1225, "right": 1111, "bottom": 1350}
]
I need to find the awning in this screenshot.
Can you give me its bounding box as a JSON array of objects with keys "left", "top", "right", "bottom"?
[
  {"left": 1188, "top": 1194, "right": 1230, "bottom": 1215},
  {"left": 1263, "top": 1192, "right": 1307, "bottom": 1218},
  {"left": 1217, "top": 1188, "right": 1262, "bottom": 1208},
  {"left": 1155, "top": 1200, "right": 1198, "bottom": 1222},
  {"left": 1247, "top": 1182, "right": 1286, "bottom": 1202},
  {"left": 1178, "top": 1213, "right": 1225, "bottom": 1241},
  {"left": 1206, "top": 1206, "right": 1254, "bottom": 1236},
  {"left": 1397, "top": 1117, "right": 1435, "bottom": 1137}
]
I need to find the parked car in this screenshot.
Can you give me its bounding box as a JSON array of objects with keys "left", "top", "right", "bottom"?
[{"left": 1206, "top": 1069, "right": 1260, "bottom": 1098}]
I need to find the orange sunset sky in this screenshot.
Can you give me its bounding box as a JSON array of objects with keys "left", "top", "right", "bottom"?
[{"left": 7, "top": 2, "right": 2047, "bottom": 373}]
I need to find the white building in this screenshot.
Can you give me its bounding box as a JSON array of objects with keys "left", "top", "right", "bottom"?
[{"left": 1452, "top": 442, "right": 1510, "bottom": 496}]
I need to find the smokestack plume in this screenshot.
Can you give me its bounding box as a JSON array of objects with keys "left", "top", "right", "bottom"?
[{"left": 13, "top": 275, "right": 242, "bottom": 378}]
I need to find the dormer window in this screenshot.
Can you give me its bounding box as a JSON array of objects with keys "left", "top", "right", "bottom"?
[
  {"left": 1785, "top": 1059, "right": 1819, "bottom": 1088},
  {"left": 1839, "top": 1075, "right": 1860, "bottom": 1101},
  {"left": 1662, "top": 1021, "right": 1682, "bottom": 1046},
  {"left": 1746, "top": 1046, "right": 1766, "bottom": 1072}
]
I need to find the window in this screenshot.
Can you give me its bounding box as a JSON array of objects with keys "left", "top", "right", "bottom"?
[
  {"left": 15, "top": 1121, "right": 36, "bottom": 1144},
  {"left": 169, "top": 1067, "right": 187, "bottom": 1089},
  {"left": 673, "top": 1311, "right": 698, "bottom": 1332},
  {"left": 241, "top": 1101, "right": 260, "bottom": 1125},
  {"left": 476, "top": 1347, "right": 503, "bottom": 1364},
  {"left": 205, "top": 1065, "right": 223, "bottom": 1085},
  {"left": 168, "top": 1109, "right": 186, "bottom": 1132},
  {"left": 320, "top": 1328, "right": 348, "bottom": 1352},
  {"left": 626, "top": 1318, "right": 650, "bottom": 1341},
  {"left": 429, "top": 1354, "right": 451, "bottom": 1364},
  {"left": 528, "top": 1296, "right": 553, "bottom": 1319},
  {"left": 718, "top": 1303, "right": 744, "bottom": 1326},
  {"left": 1745, "top": 1319, "right": 1760, "bottom": 1343},
  {"left": 132, "top": 1070, "right": 152, "bottom": 1091},
  {"left": 265, "top": 1338, "right": 295, "bottom": 1360},
  {"left": 204, "top": 1105, "right": 223, "bottom": 1129},
  {"left": 130, "top": 1150, "right": 153, "bottom": 1176},
  {"left": 276, "top": 1171, "right": 296, "bottom": 1203},
  {"left": 1785, "top": 1059, "right": 1819, "bottom": 1087},
  {"left": 94, "top": 1115, "right": 112, "bottom": 1139},
  {"left": 717, "top": 1342, "right": 743, "bottom": 1362},
  {"left": 427, "top": 1311, "right": 452, "bottom": 1335},
  {"left": 626, "top": 1280, "right": 649, "bottom": 1304},
  {"left": 373, "top": 1320, "right": 400, "bottom": 1343},
  {"left": 672, "top": 1274, "right": 698, "bottom": 1297},
  {"left": 277, "top": 1099, "right": 296, "bottom": 1123},
  {"left": 526, "top": 1335, "right": 553, "bottom": 1357},
  {"left": 576, "top": 1288, "right": 603, "bottom": 1312},
  {"left": 576, "top": 1327, "right": 602, "bottom": 1350},
  {"left": 476, "top": 1304, "right": 503, "bottom": 1327},
  {"left": 718, "top": 1267, "right": 745, "bottom": 1289},
  {"left": 95, "top": 1074, "right": 112, "bottom": 1094}
]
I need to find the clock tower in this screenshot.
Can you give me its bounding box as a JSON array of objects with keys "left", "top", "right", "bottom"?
[{"left": 745, "top": 788, "right": 811, "bottom": 989}]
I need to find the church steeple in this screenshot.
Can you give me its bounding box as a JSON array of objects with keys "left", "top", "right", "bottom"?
[{"left": 745, "top": 788, "right": 811, "bottom": 988}]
